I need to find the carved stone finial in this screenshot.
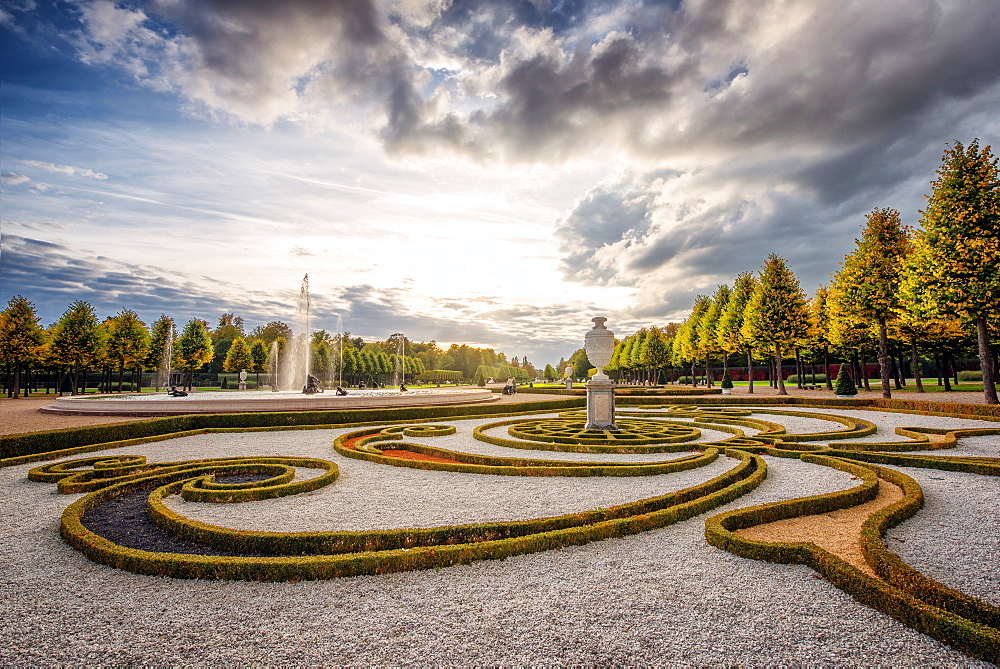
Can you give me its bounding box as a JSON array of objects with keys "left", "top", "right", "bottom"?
[{"left": 591, "top": 316, "right": 608, "bottom": 330}]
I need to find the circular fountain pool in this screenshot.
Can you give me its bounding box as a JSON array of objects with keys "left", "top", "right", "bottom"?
[{"left": 40, "top": 388, "right": 497, "bottom": 416}]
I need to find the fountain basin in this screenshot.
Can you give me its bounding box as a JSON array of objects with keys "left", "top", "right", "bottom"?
[{"left": 40, "top": 388, "right": 497, "bottom": 416}]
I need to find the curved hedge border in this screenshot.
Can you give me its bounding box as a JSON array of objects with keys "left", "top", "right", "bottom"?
[
  {"left": 47, "top": 448, "right": 765, "bottom": 581},
  {"left": 704, "top": 456, "right": 1000, "bottom": 662},
  {"left": 0, "top": 397, "right": 588, "bottom": 465},
  {"left": 333, "top": 426, "right": 721, "bottom": 477}
]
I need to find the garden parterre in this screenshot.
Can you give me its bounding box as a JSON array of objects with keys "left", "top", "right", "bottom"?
[{"left": 1, "top": 402, "right": 998, "bottom": 665}]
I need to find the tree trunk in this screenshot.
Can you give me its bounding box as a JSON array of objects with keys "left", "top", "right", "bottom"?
[
  {"left": 976, "top": 317, "right": 999, "bottom": 404},
  {"left": 824, "top": 347, "right": 833, "bottom": 390},
  {"left": 775, "top": 343, "right": 787, "bottom": 395},
  {"left": 857, "top": 357, "right": 869, "bottom": 391},
  {"left": 705, "top": 355, "right": 712, "bottom": 387},
  {"left": 911, "top": 341, "right": 925, "bottom": 393},
  {"left": 747, "top": 349, "right": 754, "bottom": 394},
  {"left": 795, "top": 347, "right": 803, "bottom": 388},
  {"left": 942, "top": 352, "right": 952, "bottom": 391},
  {"left": 11, "top": 362, "right": 21, "bottom": 400},
  {"left": 877, "top": 319, "right": 891, "bottom": 399}
]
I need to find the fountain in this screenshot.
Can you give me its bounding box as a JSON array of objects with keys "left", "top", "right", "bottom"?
[
  {"left": 155, "top": 324, "right": 174, "bottom": 392},
  {"left": 40, "top": 277, "right": 495, "bottom": 415},
  {"left": 584, "top": 317, "right": 618, "bottom": 431}
]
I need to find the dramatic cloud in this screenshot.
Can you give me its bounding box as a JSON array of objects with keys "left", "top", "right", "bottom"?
[
  {"left": 0, "top": 235, "right": 601, "bottom": 361},
  {"left": 2, "top": 0, "right": 998, "bottom": 359}
]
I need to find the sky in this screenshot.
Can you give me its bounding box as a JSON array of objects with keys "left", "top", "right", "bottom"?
[{"left": 1, "top": 0, "right": 998, "bottom": 365}]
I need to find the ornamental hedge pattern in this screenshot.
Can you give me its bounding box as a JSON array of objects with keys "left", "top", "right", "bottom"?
[{"left": 5, "top": 397, "right": 1000, "bottom": 662}]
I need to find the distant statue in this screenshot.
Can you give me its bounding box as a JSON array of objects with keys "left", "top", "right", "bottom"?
[
  {"left": 303, "top": 375, "right": 323, "bottom": 394},
  {"left": 167, "top": 386, "right": 188, "bottom": 397},
  {"left": 400, "top": 384, "right": 408, "bottom": 392},
  {"left": 335, "top": 386, "right": 348, "bottom": 396}
]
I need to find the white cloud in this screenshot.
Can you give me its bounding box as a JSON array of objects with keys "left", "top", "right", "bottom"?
[
  {"left": 2, "top": 172, "right": 32, "bottom": 186},
  {"left": 21, "top": 160, "right": 109, "bottom": 180}
]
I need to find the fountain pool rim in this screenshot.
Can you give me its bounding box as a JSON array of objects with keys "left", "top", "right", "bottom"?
[{"left": 39, "top": 387, "right": 498, "bottom": 416}]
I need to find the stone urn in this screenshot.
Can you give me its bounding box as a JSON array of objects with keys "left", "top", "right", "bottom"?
[
  {"left": 238, "top": 369, "right": 247, "bottom": 391},
  {"left": 584, "top": 317, "right": 617, "bottom": 430},
  {"left": 585, "top": 317, "right": 615, "bottom": 381}
]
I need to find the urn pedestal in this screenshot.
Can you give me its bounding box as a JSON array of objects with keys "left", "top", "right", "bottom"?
[
  {"left": 584, "top": 317, "right": 618, "bottom": 431},
  {"left": 238, "top": 369, "right": 247, "bottom": 392}
]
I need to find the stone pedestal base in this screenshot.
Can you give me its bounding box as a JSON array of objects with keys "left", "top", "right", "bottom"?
[
  {"left": 565, "top": 379, "right": 573, "bottom": 390},
  {"left": 238, "top": 382, "right": 247, "bottom": 391},
  {"left": 585, "top": 379, "right": 617, "bottom": 430}
]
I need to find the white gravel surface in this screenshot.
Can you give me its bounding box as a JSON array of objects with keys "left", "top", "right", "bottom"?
[{"left": 1, "top": 407, "right": 996, "bottom": 666}]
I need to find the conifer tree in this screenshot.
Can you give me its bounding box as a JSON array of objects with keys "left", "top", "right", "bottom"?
[
  {"left": 0, "top": 295, "right": 45, "bottom": 398},
  {"left": 742, "top": 254, "right": 810, "bottom": 395},
  {"left": 908, "top": 140, "right": 999, "bottom": 404},
  {"left": 833, "top": 207, "right": 912, "bottom": 398}
]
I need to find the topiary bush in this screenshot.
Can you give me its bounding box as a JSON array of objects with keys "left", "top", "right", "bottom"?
[
  {"left": 834, "top": 366, "right": 858, "bottom": 397},
  {"left": 721, "top": 373, "right": 734, "bottom": 389}
]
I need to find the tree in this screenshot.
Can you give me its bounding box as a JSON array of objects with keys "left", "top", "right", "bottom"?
[
  {"left": 639, "top": 327, "right": 671, "bottom": 384},
  {"left": 0, "top": 296, "right": 45, "bottom": 398},
  {"left": 699, "top": 284, "right": 730, "bottom": 384},
  {"left": 174, "top": 319, "right": 214, "bottom": 390},
  {"left": 808, "top": 286, "right": 835, "bottom": 391},
  {"left": 568, "top": 347, "right": 594, "bottom": 380},
  {"left": 224, "top": 337, "right": 253, "bottom": 375},
  {"left": 248, "top": 321, "right": 293, "bottom": 346},
  {"left": 104, "top": 309, "right": 149, "bottom": 392},
  {"left": 145, "top": 315, "right": 175, "bottom": 391},
  {"left": 742, "top": 254, "right": 810, "bottom": 395},
  {"left": 833, "top": 207, "right": 911, "bottom": 398},
  {"left": 50, "top": 301, "right": 103, "bottom": 395},
  {"left": 212, "top": 313, "right": 245, "bottom": 343},
  {"left": 674, "top": 295, "right": 711, "bottom": 385},
  {"left": 543, "top": 363, "right": 556, "bottom": 381},
  {"left": 907, "top": 140, "right": 999, "bottom": 404},
  {"left": 249, "top": 339, "right": 269, "bottom": 387},
  {"left": 717, "top": 272, "right": 758, "bottom": 393}
]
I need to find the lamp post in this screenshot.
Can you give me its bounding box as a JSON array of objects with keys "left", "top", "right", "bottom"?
[{"left": 584, "top": 316, "right": 618, "bottom": 430}]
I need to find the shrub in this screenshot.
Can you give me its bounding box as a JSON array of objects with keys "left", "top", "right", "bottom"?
[
  {"left": 957, "top": 370, "right": 983, "bottom": 382},
  {"left": 834, "top": 366, "right": 858, "bottom": 396},
  {"left": 721, "top": 373, "right": 734, "bottom": 389}
]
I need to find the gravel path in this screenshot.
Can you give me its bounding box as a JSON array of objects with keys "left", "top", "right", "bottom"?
[{"left": 1, "top": 408, "right": 996, "bottom": 666}]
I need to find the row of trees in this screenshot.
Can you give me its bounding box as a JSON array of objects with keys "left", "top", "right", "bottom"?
[
  {"left": 595, "top": 140, "right": 996, "bottom": 403},
  {"left": 0, "top": 298, "right": 543, "bottom": 395}
]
